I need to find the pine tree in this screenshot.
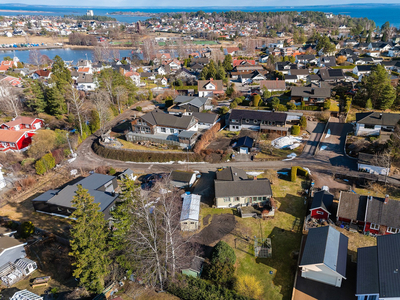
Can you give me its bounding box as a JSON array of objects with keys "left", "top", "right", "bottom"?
[
  {"left": 50, "top": 55, "right": 72, "bottom": 93},
  {"left": 24, "top": 80, "right": 47, "bottom": 113},
  {"left": 110, "top": 179, "right": 139, "bottom": 271},
  {"left": 222, "top": 54, "right": 233, "bottom": 71},
  {"left": 46, "top": 87, "right": 66, "bottom": 116},
  {"left": 69, "top": 185, "right": 110, "bottom": 293},
  {"left": 365, "top": 98, "right": 373, "bottom": 110},
  {"left": 380, "top": 84, "right": 396, "bottom": 110},
  {"left": 216, "top": 66, "right": 226, "bottom": 80}
]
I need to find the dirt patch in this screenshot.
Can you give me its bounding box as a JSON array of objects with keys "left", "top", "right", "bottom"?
[
  {"left": 194, "top": 214, "right": 236, "bottom": 245},
  {"left": 206, "top": 137, "right": 231, "bottom": 151},
  {"left": 203, "top": 214, "right": 211, "bottom": 226}
]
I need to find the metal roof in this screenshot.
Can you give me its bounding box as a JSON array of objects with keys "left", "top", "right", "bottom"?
[
  {"left": 356, "top": 112, "right": 400, "bottom": 127},
  {"left": 76, "top": 173, "right": 115, "bottom": 190},
  {"left": 177, "top": 131, "right": 197, "bottom": 139},
  {"left": 234, "top": 136, "right": 254, "bottom": 149},
  {"left": 300, "top": 226, "right": 348, "bottom": 278},
  {"left": 214, "top": 178, "right": 272, "bottom": 198},
  {"left": 377, "top": 234, "right": 400, "bottom": 297},
  {"left": 357, "top": 246, "right": 379, "bottom": 295},
  {"left": 180, "top": 194, "right": 201, "bottom": 222},
  {"left": 310, "top": 190, "right": 334, "bottom": 213},
  {"left": 229, "top": 109, "right": 287, "bottom": 123},
  {"left": 10, "top": 290, "right": 43, "bottom": 300},
  {"left": 141, "top": 111, "right": 196, "bottom": 129}
]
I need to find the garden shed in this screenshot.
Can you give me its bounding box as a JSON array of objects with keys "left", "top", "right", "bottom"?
[{"left": 180, "top": 194, "right": 201, "bottom": 231}]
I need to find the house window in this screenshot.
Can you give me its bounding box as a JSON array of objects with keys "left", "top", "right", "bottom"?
[
  {"left": 235, "top": 197, "right": 240, "bottom": 201},
  {"left": 254, "top": 120, "right": 258, "bottom": 124},
  {"left": 137, "top": 120, "right": 142, "bottom": 125},
  {"left": 245, "top": 119, "right": 249, "bottom": 123},
  {"left": 224, "top": 197, "right": 231, "bottom": 202},
  {"left": 370, "top": 223, "right": 380, "bottom": 230},
  {"left": 231, "top": 119, "right": 237, "bottom": 123},
  {"left": 145, "top": 128, "right": 150, "bottom": 133},
  {"left": 387, "top": 227, "right": 399, "bottom": 234},
  {"left": 67, "top": 209, "right": 71, "bottom": 213},
  {"left": 57, "top": 207, "right": 62, "bottom": 212},
  {"left": 364, "top": 124, "right": 375, "bottom": 129},
  {"left": 161, "top": 128, "right": 166, "bottom": 133},
  {"left": 169, "top": 128, "right": 174, "bottom": 134},
  {"left": 316, "top": 211, "right": 324, "bottom": 215}
]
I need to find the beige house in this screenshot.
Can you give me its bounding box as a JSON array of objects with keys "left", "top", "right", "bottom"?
[{"left": 214, "top": 167, "right": 272, "bottom": 208}]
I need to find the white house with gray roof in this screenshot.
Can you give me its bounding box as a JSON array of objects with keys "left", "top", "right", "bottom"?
[
  {"left": 300, "top": 226, "right": 348, "bottom": 287},
  {"left": 355, "top": 112, "right": 400, "bottom": 136}
]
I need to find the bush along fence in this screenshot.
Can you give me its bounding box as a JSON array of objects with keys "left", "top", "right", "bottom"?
[
  {"left": 291, "top": 166, "right": 309, "bottom": 182},
  {"left": 92, "top": 139, "right": 203, "bottom": 162}
]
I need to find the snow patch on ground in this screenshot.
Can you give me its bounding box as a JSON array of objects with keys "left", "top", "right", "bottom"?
[
  {"left": 271, "top": 136, "right": 303, "bottom": 149},
  {"left": 325, "top": 129, "right": 331, "bottom": 139},
  {"left": 246, "top": 172, "right": 264, "bottom": 177}
]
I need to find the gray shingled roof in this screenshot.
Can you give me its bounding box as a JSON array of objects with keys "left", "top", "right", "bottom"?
[
  {"left": 175, "top": 96, "right": 208, "bottom": 108},
  {"left": 337, "top": 192, "right": 367, "bottom": 222},
  {"left": 214, "top": 178, "right": 272, "bottom": 198},
  {"left": 291, "top": 87, "right": 331, "bottom": 98},
  {"left": 310, "top": 190, "right": 333, "bottom": 213},
  {"left": 300, "top": 226, "right": 348, "bottom": 278},
  {"left": 358, "top": 152, "right": 389, "bottom": 168},
  {"left": 289, "top": 69, "right": 310, "bottom": 76},
  {"left": 170, "top": 171, "right": 195, "bottom": 183},
  {"left": 365, "top": 196, "right": 400, "bottom": 228},
  {"left": 259, "top": 80, "right": 286, "bottom": 90},
  {"left": 356, "top": 112, "right": 400, "bottom": 127},
  {"left": 141, "top": 111, "right": 196, "bottom": 129},
  {"left": 377, "top": 234, "right": 400, "bottom": 297},
  {"left": 192, "top": 112, "right": 218, "bottom": 124},
  {"left": 357, "top": 246, "right": 379, "bottom": 295},
  {"left": 215, "top": 167, "right": 248, "bottom": 181},
  {"left": 229, "top": 109, "right": 287, "bottom": 123}
]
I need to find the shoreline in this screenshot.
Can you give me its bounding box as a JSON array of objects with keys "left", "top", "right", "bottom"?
[
  {"left": 0, "top": 45, "right": 134, "bottom": 51},
  {"left": 0, "top": 9, "right": 50, "bottom": 13}
]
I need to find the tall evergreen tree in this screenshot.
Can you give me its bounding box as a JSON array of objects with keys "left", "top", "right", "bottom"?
[
  {"left": 46, "top": 86, "right": 66, "bottom": 116},
  {"left": 69, "top": 185, "right": 110, "bottom": 293},
  {"left": 24, "top": 80, "right": 47, "bottom": 113},
  {"left": 222, "top": 54, "right": 233, "bottom": 71},
  {"left": 50, "top": 55, "right": 72, "bottom": 93}
]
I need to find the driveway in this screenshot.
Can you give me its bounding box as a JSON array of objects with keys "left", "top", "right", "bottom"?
[{"left": 300, "top": 121, "right": 325, "bottom": 158}]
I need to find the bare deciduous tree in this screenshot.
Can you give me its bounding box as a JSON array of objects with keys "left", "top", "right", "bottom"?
[
  {"left": 66, "top": 85, "right": 85, "bottom": 137},
  {"left": 113, "top": 85, "right": 127, "bottom": 114},
  {"left": 29, "top": 49, "right": 42, "bottom": 69},
  {"left": 91, "top": 90, "right": 111, "bottom": 135},
  {"left": 0, "top": 81, "right": 21, "bottom": 117}
]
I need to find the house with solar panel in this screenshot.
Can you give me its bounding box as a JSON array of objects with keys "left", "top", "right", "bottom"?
[
  {"left": 356, "top": 233, "right": 400, "bottom": 300},
  {"left": 299, "top": 226, "right": 348, "bottom": 287}
]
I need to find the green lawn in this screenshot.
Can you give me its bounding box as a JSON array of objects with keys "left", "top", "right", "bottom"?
[
  {"left": 200, "top": 176, "right": 307, "bottom": 300},
  {"left": 332, "top": 65, "right": 355, "bottom": 69}
]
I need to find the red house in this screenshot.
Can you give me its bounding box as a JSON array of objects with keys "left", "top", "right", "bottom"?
[
  {"left": 0, "top": 130, "right": 35, "bottom": 152},
  {"left": 0, "top": 116, "right": 44, "bottom": 131},
  {"left": 337, "top": 191, "right": 400, "bottom": 236},
  {"left": 309, "top": 190, "right": 334, "bottom": 220}
]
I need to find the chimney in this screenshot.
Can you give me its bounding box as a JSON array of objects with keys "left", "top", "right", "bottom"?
[
  {"left": 276, "top": 77, "right": 278, "bottom": 81},
  {"left": 384, "top": 194, "right": 389, "bottom": 204},
  {"left": 380, "top": 113, "right": 383, "bottom": 119},
  {"left": 253, "top": 176, "right": 257, "bottom": 180}
]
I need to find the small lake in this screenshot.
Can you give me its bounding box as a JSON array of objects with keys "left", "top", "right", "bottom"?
[{"left": 0, "top": 48, "right": 137, "bottom": 63}]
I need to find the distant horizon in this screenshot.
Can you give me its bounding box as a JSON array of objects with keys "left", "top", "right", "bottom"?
[{"left": 2, "top": 2, "right": 400, "bottom": 9}]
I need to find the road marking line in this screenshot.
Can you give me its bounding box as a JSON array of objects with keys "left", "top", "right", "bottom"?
[{"left": 148, "top": 164, "right": 153, "bottom": 170}]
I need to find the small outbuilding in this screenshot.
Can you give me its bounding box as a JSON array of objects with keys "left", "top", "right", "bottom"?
[
  {"left": 309, "top": 190, "right": 334, "bottom": 220},
  {"left": 10, "top": 290, "right": 43, "bottom": 300},
  {"left": 181, "top": 256, "right": 205, "bottom": 278},
  {"left": 300, "top": 226, "right": 348, "bottom": 287},
  {"left": 170, "top": 170, "right": 197, "bottom": 189},
  {"left": 233, "top": 136, "right": 254, "bottom": 154},
  {"left": 357, "top": 152, "right": 390, "bottom": 175},
  {"left": 180, "top": 194, "right": 201, "bottom": 231}
]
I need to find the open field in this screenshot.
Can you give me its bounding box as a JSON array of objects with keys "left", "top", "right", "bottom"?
[{"left": 0, "top": 35, "right": 68, "bottom": 45}]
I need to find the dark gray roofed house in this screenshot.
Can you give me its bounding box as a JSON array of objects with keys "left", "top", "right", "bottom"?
[
  {"left": 364, "top": 195, "right": 400, "bottom": 232},
  {"left": 357, "top": 234, "right": 400, "bottom": 299},
  {"left": 309, "top": 190, "right": 334, "bottom": 219},
  {"left": 355, "top": 112, "right": 400, "bottom": 136},
  {"left": 318, "top": 68, "right": 345, "bottom": 81},
  {"left": 191, "top": 112, "right": 218, "bottom": 129},
  {"left": 214, "top": 167, "right": 272, "bottom": 208},
  {"left": 300, "top": 226, "right": 348, "bottom": 287},
  {"left": 31, "top": 173, "right": 119, "bottom": 219},
  {"left": 171, "top": 96, "right": 208, "bottom": 113},
  {"left": 170, "top": 170, "right": 197, "bottom": 188},
  {"left": 290, "top": 87, "right": 331, "bottom": 105},
  {"left": 233, "top": 136, "right": 254, "bottom": 154}
]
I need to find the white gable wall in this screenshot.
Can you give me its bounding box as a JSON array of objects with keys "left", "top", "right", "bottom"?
[{"left": 301, "top": 263, "right": 343, "bottom": 287}]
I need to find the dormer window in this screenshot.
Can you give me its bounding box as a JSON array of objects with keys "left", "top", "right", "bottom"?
[
  {"left": 387, "top": 227, "right": 399, "bottom": 234},
  {"left": 370, "top": 223, "right": 380, "bottom": 230}
]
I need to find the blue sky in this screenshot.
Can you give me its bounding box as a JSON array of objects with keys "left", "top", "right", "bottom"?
[{"left": 4, "top": 1, "right": 400, "bottom": 7}]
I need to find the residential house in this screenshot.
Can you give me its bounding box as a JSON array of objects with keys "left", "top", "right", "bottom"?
[
  {"left": 76, "top": 73, "right": 97, "bottom": 91},
  {"left": 181, "top": 256, "right": 205, "bottom": 278},
  {"left": 177, "top": 130, "right": 198, "bottom": 148},
  {"left": 306, "top": 74, "right": 322, "bottom": 85},
  {"left": 358, "top": 152, "right": 390, "bottom": 175},
  {"left": 0, "top": 116, "right": 44, "bottom": 131},
  {"left": 259, "top": 80, "right": 286, "bottom": 92},
  {"left": 275, "top": 61, "right": 297, "bottom": 75},
  {"left": 388, "top": 46, "right": 400, "bottom": 57},
  {"left": 0, "top": 60, "right": 17, "bottom": 73},
  {"left": 299, "top": 226, "right": 348, "bottom": 287},
  {"left": 140, "top": 72, "right": 156, "bottom": 80},
  {"left": 350, "top": 56, "right": 374, "bottom": 65},
  {"left": 233, "top": 136, "right": 253, "bottom": 154},
  {"left": 354, "top": 42, "right": 370, "bottom": 50},
  {"left": 288, "top": 69, "right": 309, "bottom": 81},
  {"left": 228, "top": 109, "right": 288, "bottom": 136},
  {"left": 233, "top": 59, "right": 256, "bottom": 67},
  {"left": 0, "top": 130, "right": 36, "bottom": 152},
  {"left": 344, "top": 39, "right": 358, "bottom": 47},
  {"left": 364, "top": 195, "right": 400, "bottom": 235},
  {"left": 156, "top": 65, "right": 170, "bottom": 76},
  {"left": 368, "top": 42, "right": 391, "bottom": 52},
  {"left": 356, "top": 234, "right": 400, "bottom": 300},
  {"left": 169, "top": 96, "right": 209, "bottom": 114},
  {"left": 131, "top": 110, "right": 198, "bottom": 135},
  {"left": 290, "top": 87, "right": 331, "bottom": 105},
  {"left": 197, "top": 79, "right": 224, "bottom": 98},
  {"left": 31, "top": 173, "right": 119, "bottom": 219},
  {"left": 170, "top": 170, "right": 198, "bottom": 189},
  {"left": 295, "top": 54, "right": 317, "bottom": 65},
  {"left": 192, "top": 112, "right": 218, "bottom": 130},
  {"left": 175, "top": 68, "right": 196, "bottom": 81},
  {"left": 214, "top": 167, "right": 272, "bottom": 208},
  {"left": 355, "top": 112, "right": 400, "bottom": 136},
  {"left": 190, "top": 57, "right": 210, "bottom": 66},
  {"left": 180, "top": 194, "right": 201, "bottom": 231},
  {"left": 32, "top": 69, "right": 52, "bottom": 80},
  {"left": 224, "top": 47, "right": 240, "bottom": 56},
  {"left": 318, "top": 56, "right": 336, "bottom": 68},
  {"left": 309, "top": 190, "right": 334, "bottom": 220},
  {"left": 284, "top": 75, "right": 299, "bottom": 84},
  {"left": 337, "top": 48, "right": 355, "bottom": 57},
  {"left": 353, "top": 65, "right": 374, "bottom": 78},
  {"left": 233, "top": 65, "right": 264, "bottom": 73},
  {"left": 129, "top": 72, "right": 141, "bottom": 86},
  {"left": 337, "top": 191, "right": 367, "bottom": 226},
  {"left": 318, "top": 68, "right": 345, "bottom": 82},
  {"left": 239, "top": 70, "right": 266, "bottom": 84}
]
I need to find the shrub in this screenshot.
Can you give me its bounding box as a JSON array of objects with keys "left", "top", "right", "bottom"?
[
  {"left": 20, "top": 221, "right": 35, "bottom": 238},
  {"left": 136, "top": 106, "right": 142, "bottom": 112},
  {"left": 109, "top": 167, "right": 116, "bottom": 175},
  {"left": 204, "top": 260, "right": 236, "bottom": 288},
  {"left": 193, "top": 122, "right": 222, "bottom": 154},
  {"left": 219, "top": 106, "right": 229, "bottom": 115},
  {"left": 271, "top": 97, "right": 280, "bottom": 109},
  {"left": 42, "top": 153, "right": 56, "bottom": 171},
  {"left": 297, "top": 166, "right": 309, "bottom": 178},
  {"left": 253, "top": 95, "right": 261, "bottom": 107},
  {"left": 235, "top": 275, "right": 263, "bottom": 300},
  {"left": 276, "top": 104, "right": 287, "bottom": 111},
  {"left": 299, "top": 116, "right": 307, "bottom": 129},
  {"left": 286, "top": 102, "right": 296, "bottom": 110},
  {"left": 291, "top": 125, "right": 300, "bottom": 135},
  {"left": 35, "top": 160, "right": 46, "bottom": 175},
  {"left": 291, "top": 166, "right": 297, "bottom": 182},
  {"left": 323, "top": 99, "right": 331, "bottom": 110},
  {"left": 211, "top": 241, "right": 236, "bottom": 264}
]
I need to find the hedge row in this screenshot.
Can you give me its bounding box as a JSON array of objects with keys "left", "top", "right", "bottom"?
[
  {"left": 296, "top": 105, "right": 321, "bottom": 111},
  {"left": 92, "top": 140, "right": 203, "bottom": 162},
  {"left": 291, "top": 166, "right": 309, "bottom": 182},
  {"left": 167, "top": 275, "right": 252, "bottom": 300}
]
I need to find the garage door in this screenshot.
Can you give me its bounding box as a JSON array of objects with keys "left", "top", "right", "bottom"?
[
  {"left": 239, "top": 147, "right": 248, "bottom": 154},
  {"left": 302, "top": 270, "right": 338, "bottom": 286}
]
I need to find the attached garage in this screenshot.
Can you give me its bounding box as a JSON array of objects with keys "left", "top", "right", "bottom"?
[
  {"left": 239, "top": 147, "right": 248, "bottom": 154},
  {"left": 233, "top": 136, "right": 253, "bottom": 154}
]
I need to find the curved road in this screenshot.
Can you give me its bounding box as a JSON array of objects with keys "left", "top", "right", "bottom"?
[{"left": 69, "top": 113, "right": 357, "bottom": 177}]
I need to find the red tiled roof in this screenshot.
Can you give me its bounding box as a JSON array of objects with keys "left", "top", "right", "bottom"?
[
  {"left": 35, "top": 70, "right": 51, "bottom": 77},
  {"left": 78, "top": 67, "right": 90, "bottom": 73},
  {"left": 0, "top": 129, "right": 31, "bottom": 143},
  {"left": 3, "top": 116, "right": 42, "bottom": 127}
]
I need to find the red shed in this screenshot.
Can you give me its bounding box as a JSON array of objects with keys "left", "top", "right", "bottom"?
[{"left": 309, "top": 190, "right": 334, "bottom": 220}]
